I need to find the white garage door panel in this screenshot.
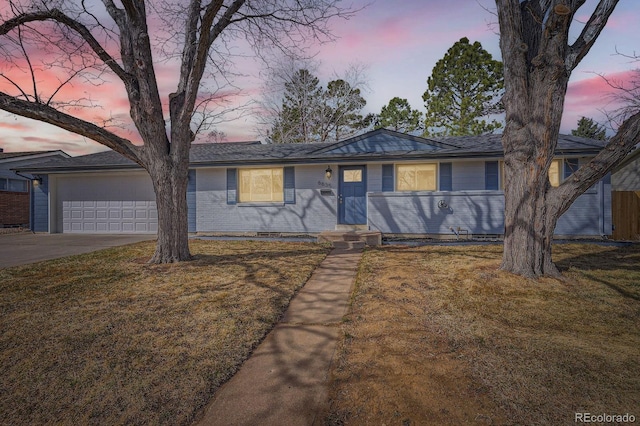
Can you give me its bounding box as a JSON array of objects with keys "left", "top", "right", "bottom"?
[
  {"left": 63, "top": 200, "right": 157, "bottom": 234},
  {"left": 57, "top": 172, "right": 157, "bottom": 234}
]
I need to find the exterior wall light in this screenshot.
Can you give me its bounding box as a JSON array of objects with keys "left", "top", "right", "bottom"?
[{"left": 325, "top": 166, "right": 332, "bottom": 180}]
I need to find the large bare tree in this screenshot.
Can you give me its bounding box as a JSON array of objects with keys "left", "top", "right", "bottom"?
[
  {"left": 0, "top": 0, "right": 353, "bottom": 263},
  {"left": 496, "top": 0, "right": 640, "bottom": 277}
]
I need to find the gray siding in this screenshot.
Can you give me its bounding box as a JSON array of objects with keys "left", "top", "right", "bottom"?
[
  {"left": 370, "top": 186, "right": 610, "bottom": 237},
  {"left": 187, "top": 169, "right": 196, "bottom": 232},
  {"left": 368, "top": 191, "right": 505, "bottom": 235},
  {"left": 196, "top": 165, "right": 338, "bottom": 233},
  {"left": 612, "top": 156, "right": 640, "bottom": 190},
  {"left": 556, "top": 181, "right": 611, "bottom": 236},
  {"left": 32, "top": 176, "right": 49, "bottom": 232}
]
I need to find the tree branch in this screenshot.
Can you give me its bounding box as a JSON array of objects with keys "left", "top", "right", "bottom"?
[
  {"left": 0, "top": 8, "right": 130, "bottom": 84},
  {"left": 566, "top": 0, "right": 619, "bottom": 71},
  {"left": 0, "top": 91, "right": 141, "bottom": 165},
  {"left": 553, "top": 110, "right": 640, "bottom": 216}
]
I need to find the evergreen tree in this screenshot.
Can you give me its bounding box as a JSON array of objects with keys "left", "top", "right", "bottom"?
[
  {"left": 571, "top": 117, "right": 606, "bottom": 140},
  {"left": 270, "top": 69, "right": 322, "bottom": 144},
  {"left": 375, "top": 97, "right": 423, "bottom": 133},
  {"left": 269, "top": 70, "right": 367, "bottom": 143},
  {"left": 319, "top": 79, "right": 367, "bottom": 142},
  {"left": 423, "top": 37, "right": 504, "bottom": 136}
]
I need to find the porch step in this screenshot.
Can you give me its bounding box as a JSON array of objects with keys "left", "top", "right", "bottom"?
[
  {"left": 317, "top": 230, "right": 382, "bottom": 248},
  {"left": 335, "top": 224, "right": 369, "bottom": 231}
]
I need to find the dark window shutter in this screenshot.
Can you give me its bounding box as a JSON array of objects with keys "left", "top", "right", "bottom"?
[
  {"left": 227, "top": 168, "right": 237, "bottom": 205},
  {"left": 564, "top": 158, "right": 579, "bottom": 179},
  {"left": 382, "top": 164, "right": 394, "bottom": 192},
  {"left": 485, "top": 161, "right": 499, "bottom": 190},
  {"left": 439, "top": 162, "right": 452, "bottom": 191},
  {"left": 284, "top": 167, "right": 295, "bottom": 204}
]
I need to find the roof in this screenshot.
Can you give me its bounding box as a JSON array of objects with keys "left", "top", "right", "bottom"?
[
  {"left": 1, "top": 150, "right": 70, "bottom": 180},
  {"left": 0, "top": 150, "right": 70, "bottom": 163},
  {"left": 14, "top": 129, "right": 608, "bottom": 173}
]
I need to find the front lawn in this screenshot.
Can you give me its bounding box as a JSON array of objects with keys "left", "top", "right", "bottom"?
[
  {"left": 328, "top": 243, "right": 640, "bottom": 425},
  {"left": 0, "top": 239, "right": 329, "bottom": 425}
]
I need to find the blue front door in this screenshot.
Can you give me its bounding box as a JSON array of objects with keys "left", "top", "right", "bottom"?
[{"left": 338, "top": 165, "right": 367, "bottom": 225}]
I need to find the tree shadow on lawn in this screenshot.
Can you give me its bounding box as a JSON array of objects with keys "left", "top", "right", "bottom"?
[{"left": 554, "top": 243, "right": 640, "bottom": 301}]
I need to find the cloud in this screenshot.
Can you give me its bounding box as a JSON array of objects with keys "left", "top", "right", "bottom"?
[
  {"left": 561, "top": 70, "right": 636, "bottom": 132},
  {"left": 0, "top": 121, "right": 31, "bottom": 131}
]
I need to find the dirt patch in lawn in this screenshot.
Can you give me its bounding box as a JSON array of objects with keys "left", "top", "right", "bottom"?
[
  {"left": 327, "top": 243, "right": 640, "bottom": 425},
  {"left": 0, "top": 239, "right": 329, "bottom": 426}
]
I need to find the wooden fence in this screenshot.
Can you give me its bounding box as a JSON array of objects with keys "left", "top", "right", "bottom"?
[{"left": 612, "top": 191, "right": 640, "bottom": 240}]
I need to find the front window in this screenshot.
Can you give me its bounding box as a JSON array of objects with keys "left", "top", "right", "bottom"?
[
  {"left": 549, "top": 159, "right": 561, "bottom": 187},
  {"left": 238, "top": 168, "right": 284, "bottom": 203},
  {"left": 396, "top": 164, "right": 437, "bottom": 191}
]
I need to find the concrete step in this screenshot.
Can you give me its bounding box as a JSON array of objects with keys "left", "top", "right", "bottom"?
[
  {"left": 335, "top": 224, "right": 369, "bottom": 231},
  {"left": 317, "top": 230, "right": 382, "bottom": 247}
]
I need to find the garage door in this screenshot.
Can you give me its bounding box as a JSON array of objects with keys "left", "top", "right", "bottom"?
[
  {"left": 62, "top": 200, "right": 158, "bottom": 233},
  {"left": 56, "top": 172, "right": 158, "bottom": 234}
]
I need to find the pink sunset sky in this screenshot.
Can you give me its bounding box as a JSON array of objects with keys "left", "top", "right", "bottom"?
[{"left": 0, "top": 0, "right": 639, "bottom": 155}]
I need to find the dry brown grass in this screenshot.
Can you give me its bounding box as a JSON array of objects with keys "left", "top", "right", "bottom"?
[
  {"left": 0, "top": 239, "right": 329, "bottom": 426},
  {"left": 328, "top": 243, "right": 640, "bottom": 425}
]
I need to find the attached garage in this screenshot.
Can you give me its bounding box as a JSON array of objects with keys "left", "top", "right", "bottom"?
[{"left": 53, "top": 172, "right": 157, "bottom": 234}]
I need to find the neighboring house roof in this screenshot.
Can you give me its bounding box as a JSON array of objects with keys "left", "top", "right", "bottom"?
[
  {"left": 2, "top": 150, "right": 71, "bottom": 179},
  {"left": 0, "top": 150, "right": 70, "bottom": 163},
  {"left": 15, "top": 129, "right": 608, "bottom": 173},
  {"left": 613, "top": 143, "right": 640, "bottom": 172}
]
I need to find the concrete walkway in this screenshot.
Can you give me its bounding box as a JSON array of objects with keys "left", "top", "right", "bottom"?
[{"left": 196, "top": 247, "right": 363, "bottom": 426}]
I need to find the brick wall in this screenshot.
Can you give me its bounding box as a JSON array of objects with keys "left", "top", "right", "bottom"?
[{"left": 0, "top": 190, "right": 30, "bottom": 226}]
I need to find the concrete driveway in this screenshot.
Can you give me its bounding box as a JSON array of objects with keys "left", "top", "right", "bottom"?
[{"left": 0, "top": 233, "right": 156, "bottom": 268}]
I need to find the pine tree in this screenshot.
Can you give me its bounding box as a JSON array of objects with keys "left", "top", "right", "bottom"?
[
  {"left": 318, "top": 79, "right": 367, "bottom": 142},
  {"left": 271, "top": 69, "right": 323, "bottom": 144},
  {"left": 423, "top": 37, "right": 504, "bottom": 136},
  {"left": 269, "top": 70, "right": 367, "bottom": 143},
  {"left": 571, "top": 117, "right": 606, "bottom": 140},
  {"left": 375, "top": 97, "right": 423, "bottom": 133}
]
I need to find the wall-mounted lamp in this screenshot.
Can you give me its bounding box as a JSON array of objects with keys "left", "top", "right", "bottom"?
[
  {"left": 325, "top": 166, "right": 333, "bottom": 180},
  {"left": 33, "top": 175, "right": 43, "bottom": 185}
]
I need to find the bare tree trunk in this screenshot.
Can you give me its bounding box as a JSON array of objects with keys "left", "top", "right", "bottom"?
[
  {"left": 497, "top": 0, "right": 574, "bottom": 278},
  {"left": 147, "top": 157, "right": 191, "bottom": 263},
  {"left": 500, "top": 127, "right": 562, "bottom": 278}
]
